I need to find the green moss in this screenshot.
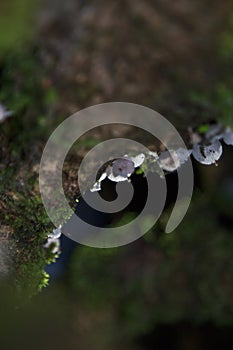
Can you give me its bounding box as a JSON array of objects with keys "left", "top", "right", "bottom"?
[
  {"left": 0, "top": 169, "right": 55, "bottom": 296},
  {"left": 197, "top": 124, "right": 210, "bottom": 134},
  {"left": 0, "top": 0, "right": 38, "bottom": 53},
  {"left": 0, "top": 49, "right": 61, "bottom": 298},
  {"left": 69, "top": 246, "right": 121, "bottom": 309}
]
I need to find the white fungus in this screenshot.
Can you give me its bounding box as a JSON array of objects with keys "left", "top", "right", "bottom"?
[
  {"left": 89, "top": 124, "right": 233, "bottom": 193},
  {"left": 0, "top": 103, "right": 13, "bottom": 123},
  {"left": 44, "top": 226, "right": 62, "bottom": 254},
  {"left": 48, "top": 225, "right": 62, "bottom": 239},
  {"left": 129, "top": 153, "right": 145, "bottom": 167},
  {"left": 148, "top": 151, "right": 159, "bottom": 160},
  {"left": 91, "top": 153, "right": 146, "bottom": 190},
  {"left": 222, "top": 128, "right": 233, "bottom": 146},
  {"left": 205, "top": 124, "right": 223, "bottom": 142},
  {"left": 90, "top": 172, "right": 107, "bottom": 192},
  {"left": 158, "top": 148, "right": 192, "bottom": 172},
  {"left": 44, "top": 236, "right": 60, "bottom": 254},
  {"left": 192, "top": 140, "right": 223, "bottom": 165},
  {"left": 107, "top": 158, "right": 135, "bottom": 182}
]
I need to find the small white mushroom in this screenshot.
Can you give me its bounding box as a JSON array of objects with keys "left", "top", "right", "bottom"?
[
  {"left": 192, "top": 140, "right": 223, "bottom": 165},
  {"left": 176, "top": 148, "right": 193, "bottom": 164},
  {"left": 148, "top": 151, "right": 159, "bottom": 160},
  {"left": 107, "top": 158, "right": 135, "bottom": 182},
  {"left": 48, "top": 225, "right": 62, "bottom": 239},
  {"left": 44, "top": 226, "right": 62, "bottom": 254},
  {"left": 112, "top": 158, "right": 135, "bottom": 177},
  {"left": 44, "top": 237, "right": 60, "bottom": 254},
  {"left": 158, "top": 148, "right": 192, "bottom": 172},
  {"left": 90, "top": 153, "right": 146, "bottom": 189},
  {"left": 129, "top": 153, "right": 145, "bottom": 167},
  {"left": 0, "top": 103, "right": 13, "bottom": 123},
  {"left": 222, "top": 128, "right": 233, "bottom": 146},
  {"left": 44, "top": 226, "right": 61, "bottom": 254},
  {"left": 90, "top": 172, "right": 107, "bottom": 192},
  {"left": 158, "top": 150, "right": 180, "bottom": 172},
  {"left": 205, "top": 124, "right": 223, "bottom": 142}
]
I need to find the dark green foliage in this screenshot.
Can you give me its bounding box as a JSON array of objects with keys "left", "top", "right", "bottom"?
[
  {"left": 68, "top": 194, "right": 233, "bottom": 339},
  {"left": 189, "top": 15, "right": 233, "bottom": 128},
  {"left": 0, "top": 0, "right": 38, "bottom": 53},
  {"left": 0, "top": 50, "right": 59, "bottom": 297}
]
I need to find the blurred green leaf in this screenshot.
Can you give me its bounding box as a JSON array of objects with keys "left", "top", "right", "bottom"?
[{"left": 0, "top": 0, "right": 38, "bottom": 53}]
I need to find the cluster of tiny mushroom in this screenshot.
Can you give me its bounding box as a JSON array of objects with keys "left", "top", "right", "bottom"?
[
  {"left": 90, "top": 123, "right": 233, "bottom": 192},
  {"left": 1, "top": 102, "right": 232, "bottom": 254},
  {"left": 42, "top": 119, "right": 232, "bottom": 251}
]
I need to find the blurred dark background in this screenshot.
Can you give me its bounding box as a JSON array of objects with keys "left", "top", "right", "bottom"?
[{"left": 0, "top": 0, "right": 233, "bottom": 349}]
